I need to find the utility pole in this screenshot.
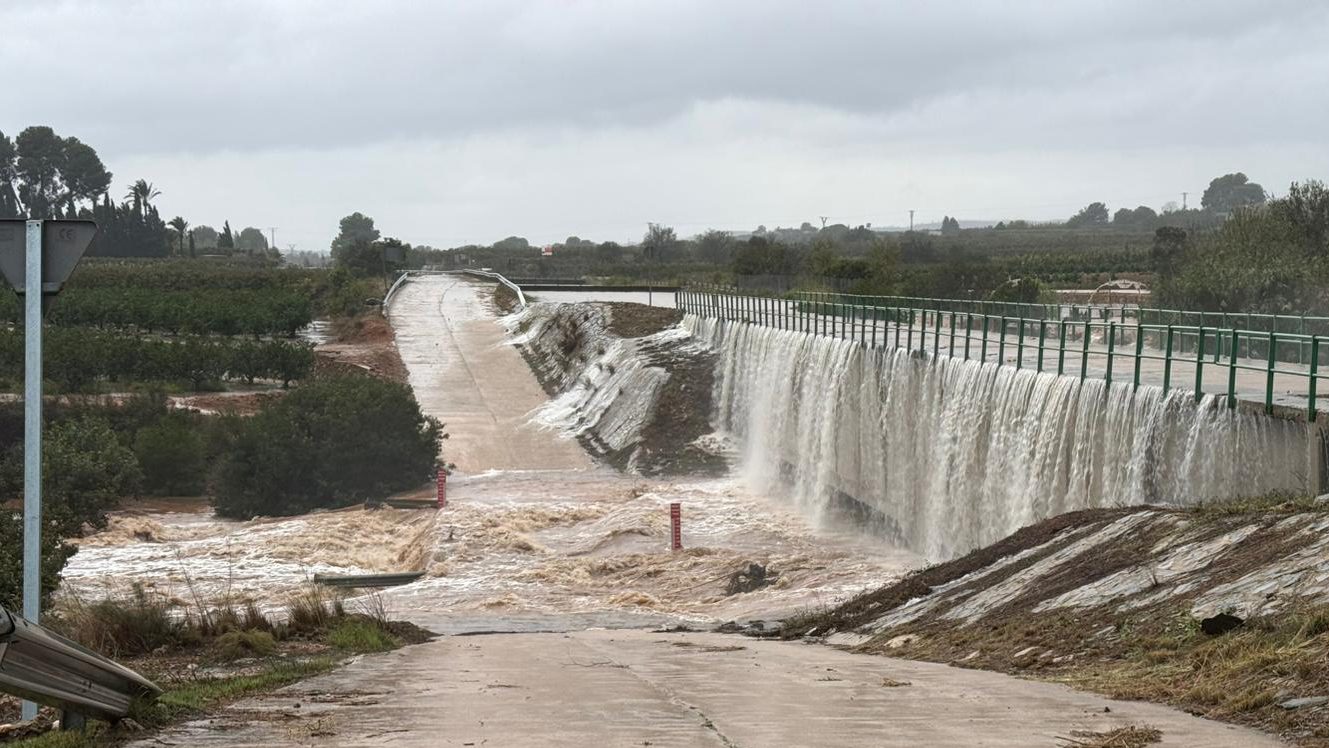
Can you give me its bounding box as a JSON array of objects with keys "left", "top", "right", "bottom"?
[
  {"left": 267, "top": 227, "right": 277, "bottom": 249},
  {"left": 909, "top": 210, "right": 915, "bottom": 232},
  {"left": 1181, "top": 192, "right": 1188, "bottom": 211},
  {"left": 819, "top": 216, "right": 828, "bottom": 229}
]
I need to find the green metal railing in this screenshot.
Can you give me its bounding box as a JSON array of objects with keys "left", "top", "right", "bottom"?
[
  {"left": 789, "top": 290, "right": 1329, "bottom": 338},
  {"left": 677, "top": 286, "right": 1329, "bottom": 421}
]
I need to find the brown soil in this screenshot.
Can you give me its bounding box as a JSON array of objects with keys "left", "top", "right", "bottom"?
[
  {"left": 781, "top": 507, "right": 1137, "bottom": 638},
  {"left": 605, "top": 303, "right": 683, "bottom": 338},
  {"left": 781, "top": 502, "right": 1329, "bottom": 746},
  {"left": 174, "top": 391, "right": 280, "bottom": 416},
  {"left": 493, "top": 283, "right": 519, "bottom": 314},
  {"left": 511, "top": 301, "right": 726, "bottom": 477},
  {"left": 315, "top": 314, "right": 409, "bottom": 384}
]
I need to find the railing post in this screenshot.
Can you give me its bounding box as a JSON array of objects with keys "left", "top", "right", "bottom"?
[
  {"left": 1016, "top": 319, "right": 1025, "bottom": 369},
  {"left": 1037, "top": 320, "right": 1046, "bottom": 372},
  {"left": 948, "top": 311, "right": 956, "bottom": 356},
  {"left": 1194, "top": 326, "right": 1207, "bottom": 402},
  {"left": 861, "top": 305, "right": 868, "bottom": 347},
  {"left": 1310, "top": 337, "right": 1320, "bottom": 422},
  {"left": 1057, "top": 321, "right": 1067, "bottom": 375},
  {"left": 907, "top": 309, "right": 915, "bottom": 351},
  {"left": 964, "top": 313, "right": 973, "bottom": 360},
  {"left": 980, "top": 315, "right": 989, "bottom": 362},
  {"left": 1080, "top": 320, "right": 1090, "bottom": 383},
  {"left": 998, "top": 316, "right": 1007, "bottom": 364},
  {"left": 1163, "top": 325, "right": 1174, "bottom": 394},
  {"left": 894, "top": 308, "right": 902, "bottom": 349},
  {"left": 1132, "top": 323, "right": 1143, "bottom": 391},
  {"left": 1228, "top": 329, "right": 1239, "bottom": 409},
  {"left": 1265, "top": 331, "right": 1276, "bottom": 415},
  {"left": 1106, "top": 321, "right": 1116, "bottom": 386},
  {"left": 933, "top": 308, "right": 941, "bottom": 357},
  {"left": 872, "top": 305, "right": 879, "bottom": 348}
]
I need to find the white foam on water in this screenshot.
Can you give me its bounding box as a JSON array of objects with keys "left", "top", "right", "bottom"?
[{"left": 685, "top": 315, "right": 1310, "bottom": 560}]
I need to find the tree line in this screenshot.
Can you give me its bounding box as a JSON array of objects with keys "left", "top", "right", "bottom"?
[
  {"left": 2, "top": 125, "right": 277, "bottom": 260},
  {"left": 0, "top": 328, "right": 314, "bottom": 392},
  {"left": 0, "top": 287, "right": 314, "bottom": 337}
]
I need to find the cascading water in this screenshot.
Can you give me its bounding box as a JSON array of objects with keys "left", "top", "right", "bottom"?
[{"left": 686, "top": 315, "right": 1310, "bottom": 560}]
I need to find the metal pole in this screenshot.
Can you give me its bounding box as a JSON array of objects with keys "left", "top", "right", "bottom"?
[{"left": 22, "top": 220, "right": 42, "bottom": 722}]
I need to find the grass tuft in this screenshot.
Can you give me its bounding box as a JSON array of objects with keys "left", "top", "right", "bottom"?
[{"left": 327, "top": 618, "right": 398, "bottom": 653}]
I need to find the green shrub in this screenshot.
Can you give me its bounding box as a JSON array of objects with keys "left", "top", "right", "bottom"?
[
  {"left": 0, "top": 510, "right": 75, "bottom": 610},
  {"left": 133, "top": 414, "right": 207, "bottom": 496},
  {"left": 211, "top": 374, "right": 442, "bottom": 518},
  {"left": 213, "top": 630, "right": 277, "bottom": 661},
  {"left": 0, "top": 415, "right": 142, "bottom": 536},
  {"left": 327, "top": 619, "right": 397, "bottom": 653}
]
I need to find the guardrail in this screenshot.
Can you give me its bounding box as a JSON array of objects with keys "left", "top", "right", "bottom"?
[
  {"left": 381, "top": 270, "right": 416, "bottom": 314},
  {"left": 0, "top": 605, "right": 161, "bottom": 727},
  {"left": 679, "top": 286, "right": 1328, "bottom": 421},
  {"left": 461, "top": 269, "right": 528, "bottom": 310}
]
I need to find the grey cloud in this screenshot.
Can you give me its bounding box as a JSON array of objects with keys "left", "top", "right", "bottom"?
[{"left": 5, "top": 0, "right": 1326, "bottom": 155}]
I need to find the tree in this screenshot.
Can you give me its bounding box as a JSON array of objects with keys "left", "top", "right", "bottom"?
[
  {"left": 59, "top": 137, "right": 111, "bottom": 212},
  {"left": 695, "top": 229, "right": 734, "bottom": 264},
  {"left": 491, "top": 235, "right": 529, "bottom": 252},
  {"left": 134, "top": 414, "right": 206, "bottom": 496},
  {"left": 168, "top": 216, "right": 189, "bottom": 256},
  {"left": 1112, "top": 205, "right": 1158, "bottom": 230},
  {"left": 192, "top": 224, "right": 219, "bottom": 248},
  {"left": 940, "top": 216, "right": 961, "bottom": 236},
  {"left": 1201, "top": 173, "right": 1266, "bottom": 214},
  {"left": 218, "top": 221, "right": 235, "bottom": 250},
  {"left": 594, "top": 241, "right": 622, "bottom": 264},
  {"left": 330, "top": 212, "right": 381, "bottom": 269},
  {"left": 0, "top": 127, "right": 113, "bottom": 218},
  {"left": 642, "top": 223, "right": 677, "bottom": 262},
  {"left": 989, "top": 277, "right": 1054, "bottom": 304},
  {"left": 211, "top": 375, "right": 443, "bottom": 518},
  {"left": 125, "top": 179, "right": 161, "bottom": 210},
  {"left": 732, "top": 236, "right": 794, "bottom": 275},
  {"left": 1066, "top": 202, "right": 1109, "bottom": 228},
  {"left": 237, "top": 226, "right": 269, "bottom": 252},
  {"left": 0, "top": 130, "right": 17, "bottom": 216},
  {"left": 1150, "top": 227, "right": 1188, "bottom": 279},
  {"left": 807, "top": 237, "right": 840, "bottom": 277}
]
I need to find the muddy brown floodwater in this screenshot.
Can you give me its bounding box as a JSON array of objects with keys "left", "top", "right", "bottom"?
[{"left": 62, "top": 275, "right": 920, "bottom": 634}]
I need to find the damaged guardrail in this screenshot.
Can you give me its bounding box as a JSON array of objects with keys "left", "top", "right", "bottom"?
[{"left": 0, "top": 605, "right": 161, "bottom": 727}]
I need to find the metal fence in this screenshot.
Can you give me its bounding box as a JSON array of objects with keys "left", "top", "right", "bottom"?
[{"left": 678, "top": 286, "right": 1328, "bottom": 421}]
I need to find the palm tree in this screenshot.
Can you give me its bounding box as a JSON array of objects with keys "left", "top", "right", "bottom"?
[
  {"left": 167, "top": 216, "right": 189, "bottom": 256},
  {"left": 125, "top": 179, "right": 161, "bottom": 210}
]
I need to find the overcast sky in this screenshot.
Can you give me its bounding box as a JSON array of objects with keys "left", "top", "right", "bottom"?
[{"left": 4, "top": 0, "right": 1327, "bottom": 251}]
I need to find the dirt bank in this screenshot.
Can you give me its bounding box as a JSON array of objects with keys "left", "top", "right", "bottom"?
[
  {"left": 781, "top": 496, "right": 1329, "bottom": 745},
  {"left": 506, "top": 300, "right": 726, "bottom": 476},
  {"left": 314, "top": 315, "right": 409, "bottom": 384}
]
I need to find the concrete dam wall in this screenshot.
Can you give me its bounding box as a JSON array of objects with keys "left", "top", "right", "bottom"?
[
  {"left": 502, "top": 300, "right": 1319, "bottom": 561},
  {"left": 684, "top": 315, "right": 1317, "bottom": 560}
]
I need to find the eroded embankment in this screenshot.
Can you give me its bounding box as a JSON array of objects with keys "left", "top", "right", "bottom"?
[
  {"left": 504, "top": 301, "right": 727, "bottom": 476},
  {"left": 781, "top": 499, "right": 1329, "bottom": 744}
]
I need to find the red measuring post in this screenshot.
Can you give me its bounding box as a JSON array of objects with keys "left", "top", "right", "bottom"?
[
  {"left": 436, "top": 469, "right": 448, "bottom": 509},
  {"left": 669, "top": 502, "right": 682, "bottom": 551}
]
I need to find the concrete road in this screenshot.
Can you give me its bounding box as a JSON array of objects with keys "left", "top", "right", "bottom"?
[
  {"left": 137, "top": 630, "right": 1283, "bottom": 747},
  {"left": 389, "top": 274, "right": 593, "bottom": 474}
]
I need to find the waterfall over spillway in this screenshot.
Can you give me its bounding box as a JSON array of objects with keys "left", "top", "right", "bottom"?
[{"left": 684, "top": 315, "right": 1311, "bottom": 560}]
